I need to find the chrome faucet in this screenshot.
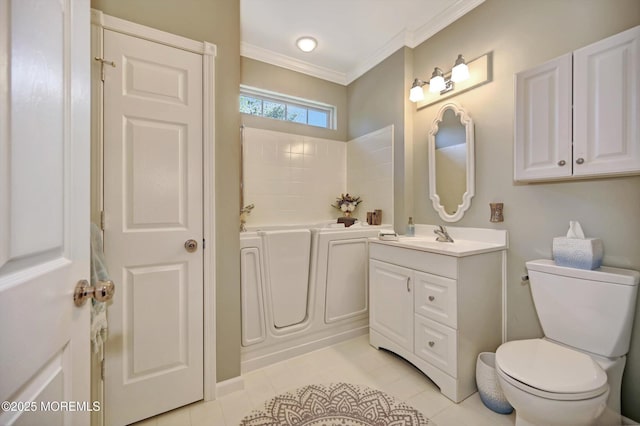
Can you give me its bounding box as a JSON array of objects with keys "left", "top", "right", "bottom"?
[
  {"left": 240, "top": 203, "right": 255, "bottom": 232},
  {"left": 434, "top": 225, "right": 454, "bottom": 243}
]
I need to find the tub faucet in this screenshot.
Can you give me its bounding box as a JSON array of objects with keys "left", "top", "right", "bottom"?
[
  {"left": 434, "top": 225, "right": 454, "bottom": 243},
  {"left": 240, "top": 204, "right": 254, "bottom": 232}
]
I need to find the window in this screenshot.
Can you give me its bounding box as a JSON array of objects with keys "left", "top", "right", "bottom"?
[{"left": 240, "top": 86, "right": 336, "bottom": 130}]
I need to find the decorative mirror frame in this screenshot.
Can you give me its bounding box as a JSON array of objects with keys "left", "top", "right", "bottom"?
[{"left": 428, "top": 102, "right": 475, "bottom": 222}]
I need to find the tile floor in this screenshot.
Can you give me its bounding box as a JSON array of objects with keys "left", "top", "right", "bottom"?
[{"left": 134, "top": 335, "right": 516, "bottom": 426}]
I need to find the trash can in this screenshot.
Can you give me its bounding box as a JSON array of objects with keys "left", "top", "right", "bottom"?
[{"left": 476, "top": 352, "right": 513, "bottom": 414}]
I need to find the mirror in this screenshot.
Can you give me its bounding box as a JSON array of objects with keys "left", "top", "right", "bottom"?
[{"left": 428, "top": 102, "right": 474, "bottom": 222}]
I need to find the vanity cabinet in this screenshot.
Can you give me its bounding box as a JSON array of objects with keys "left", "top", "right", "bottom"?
[
  {"left": 514, "top": 25, "right": 640, "bottom": 182},
  {"left": 369, "top": 260, "right": 414, "bottom": 352},
  {"left": 369, "top": 241, "right": 503, "bottom": 403}
]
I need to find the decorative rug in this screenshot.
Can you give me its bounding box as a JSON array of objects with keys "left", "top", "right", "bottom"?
[{"left": 240, "top": 382, "right": 433, "bottom": 425}]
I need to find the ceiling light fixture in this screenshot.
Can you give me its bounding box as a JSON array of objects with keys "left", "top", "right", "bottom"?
[
  {"left": 409, "top": 54, "right": 470, "bottom": 102},
  {"left": 296, "top": 36, "right": 317, "bottom": 53}
]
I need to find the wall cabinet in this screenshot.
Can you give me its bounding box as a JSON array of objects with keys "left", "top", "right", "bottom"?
[
  {"left": 515, "top": 25, "right": 640, "bottom": 182},
  {"left": 369, "top": 242, "right": 503, "bottom": 403}
]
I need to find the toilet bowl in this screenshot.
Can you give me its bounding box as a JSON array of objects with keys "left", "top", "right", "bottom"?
[
  {"left": 496, "top": 339, "right": 609, "bottom": 426},
  {"left": 494, "top": 259, "right": 639, "bottom": 426}
]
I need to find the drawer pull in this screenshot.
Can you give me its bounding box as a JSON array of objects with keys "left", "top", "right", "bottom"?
[
  {"left": 406, "top": 277, "right": 410, "bottom": 292},
  {"left": 428, "top": 341, "right": 435, "bottom": 347},
  {"left": 428, "top": 295, "right": 435, "bottom": 301}
]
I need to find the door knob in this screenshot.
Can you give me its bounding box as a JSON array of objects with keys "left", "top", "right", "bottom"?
[
  {"left": 428, "top": 295, "right": 435, "bottom": 301},
  {"left": 428, "top": 341, "right": 435, "bottom": 347},
  {"left": 557, "top": 160, "right": 566, "bottom": 166},
  {"left": 184, "top": 239, "right": 198, "bottom": 253},
  {"left": 576, "top": 158, "right": 585, "bottom": 165},
  {"left": 74, "top": 279, "right": 115, "bottom": 307}
]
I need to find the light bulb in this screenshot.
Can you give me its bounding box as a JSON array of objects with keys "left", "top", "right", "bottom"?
[
  {"left": 296, "top": 37, "right": 317, "bottom": 53},
  {"left": 429, "top": 73, "right": 445, "bottom": 93},
  {"left": 451, "top": 54, "right": 469, "bottom": 82},
  {"left": 409, "top": 85, "right": 424, "bottom": 102}
]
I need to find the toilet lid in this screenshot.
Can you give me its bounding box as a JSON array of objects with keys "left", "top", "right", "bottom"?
[{"left": 496, "top": 339, "right": 607, "bottom": 394}]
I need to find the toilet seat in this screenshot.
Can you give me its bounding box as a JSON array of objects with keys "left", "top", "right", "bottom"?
[{"left": 496, "top": 339, "right": 608, "bottom": 400}]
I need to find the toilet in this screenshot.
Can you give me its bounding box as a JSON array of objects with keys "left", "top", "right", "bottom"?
[{"left": 495, "top": 259, "right": 640, "bottom": 426}]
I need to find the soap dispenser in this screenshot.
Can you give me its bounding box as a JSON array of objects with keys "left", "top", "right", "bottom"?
[{"left": 406, "top": 217, "right": 415, "bottom": 236}]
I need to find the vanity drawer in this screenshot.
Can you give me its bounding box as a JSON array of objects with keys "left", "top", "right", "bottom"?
[
  {"left": 369, "top": 243, "right": 457, "bottom": 279},
  {"left": 414, "top": 271, "right": 457, "bottom": 328},
  {"left": 415, "top": 315, "right": 457, "bottom": 377}
]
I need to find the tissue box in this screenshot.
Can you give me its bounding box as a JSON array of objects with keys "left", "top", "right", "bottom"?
[{"left": 552, "top": 237, "right": 603, "bottom": 270}]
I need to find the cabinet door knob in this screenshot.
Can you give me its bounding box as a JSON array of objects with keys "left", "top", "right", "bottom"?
[
  {"left": 428, "top": 295, "right": 435, "bottom": 301},
  {"left": 576, "top": 157, "right": 585, "bottom": 165},
  {"left": 557, "top": 160, "right": 566, "bottom": 166},
  {"left": 428, "top": 341, "right": 435, "bottom": 347}
]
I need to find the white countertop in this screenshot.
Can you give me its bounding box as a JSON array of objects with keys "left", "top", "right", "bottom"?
[
  {"left": 369, "top": 225, "right": 508, "bottom": 257},
  {"left": 370, "top": 236, "right": 506, "bottom": 257}
]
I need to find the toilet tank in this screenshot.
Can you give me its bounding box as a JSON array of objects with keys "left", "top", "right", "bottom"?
[{"left": 527, "top": 259, "right": 640, "bottom": 358}]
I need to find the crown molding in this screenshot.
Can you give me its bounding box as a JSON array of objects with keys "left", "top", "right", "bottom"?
[
  {"left": 241, "top": 42, "right": 348, "bottom": 85},
  {"left": 408, "top": 0, "right": 486, "bottom": 48},
  {"left": 345, "top": 30, "right": 409, "bottom": 84},
  {"left": 242, "top": 0, "right": 485, "bottom": 86}
]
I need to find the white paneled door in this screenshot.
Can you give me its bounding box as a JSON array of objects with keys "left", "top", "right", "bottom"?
[
  {"left": 102, "top": 29, "right": 204, "bottom": 425},
  {"left": 0, "top": 0, "right": 91, "bottom": 425}
]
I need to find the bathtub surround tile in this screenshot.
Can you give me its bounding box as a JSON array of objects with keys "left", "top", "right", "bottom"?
[
  {"left": 243, "top": 127, "right": 347, "bottom": 226},
  {"left": 136, "top": 335, "right": 515, "bottom": 426},
  {"left": 303, "top": 138, "right": 317, "bottom": 156},
  {"left": 242, "top": 126, "right": 392, "bottom": 227},
  {"left": 347, "top": 125, "right": 394, "bottom": 225}
]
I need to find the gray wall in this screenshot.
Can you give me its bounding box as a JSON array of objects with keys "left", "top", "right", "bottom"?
[
  {"left": 410, "top": 0, "right": 640, "bottom": 419},
  {"left": 91, "top": 0, "right": 242, "bottom": 382},
  {"left": 89, "top": 0, "right": 640, "bottom": 418},
  {"left": 241, "top": 58, "right": 348, "bottom": 141},
  {"left": 348, "top": 47, "right": 414, "bottom": 232}
]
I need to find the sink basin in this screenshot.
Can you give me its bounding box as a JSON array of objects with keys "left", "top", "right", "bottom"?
[{"left": 375, "top": 236, "right": 506, "bottom": 257}]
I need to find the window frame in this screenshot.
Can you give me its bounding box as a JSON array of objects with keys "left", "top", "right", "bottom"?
[{"left": 239, "top": 85, "right": 337, "bottom": 130}]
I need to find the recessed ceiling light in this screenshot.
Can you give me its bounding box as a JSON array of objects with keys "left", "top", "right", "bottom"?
[{"left": 296, "top": 36, "right": 317, "bottom": 53}]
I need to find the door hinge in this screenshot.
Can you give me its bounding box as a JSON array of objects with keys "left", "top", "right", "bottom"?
[
  {"left": 202, "top": 238, "right": 206, "bottom": 250},
  {"left": 94, "top": 57, "right": 115, "bottom": 82},
  {"left": 100, "top": 211, "right": 105, "bottom": 231}
]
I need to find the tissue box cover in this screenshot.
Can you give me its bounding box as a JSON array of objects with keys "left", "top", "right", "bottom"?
[{"left": 552, "top": 237, "right": 603, "bottom": 270}]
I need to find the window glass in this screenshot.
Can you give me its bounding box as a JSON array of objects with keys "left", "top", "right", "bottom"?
[
  {"left": 239, "top": 95, "right": 262, "bottom": 115},
  {"left": 263, "top": 101, "right": 286, "bottom": 120},
  {"left": 240, "top": 86, "right": 336, "bottom": 130},
  {"left": 287, "top": 104, "right": 307, "bottom": 124},
  {"left": 308, "top": 109, "right": 329, "bottom": 128}
]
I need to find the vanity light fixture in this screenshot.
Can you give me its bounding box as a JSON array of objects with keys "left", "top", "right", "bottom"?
[
  {"left": 429, "top": 67, "right": 447, "bottom": 93},
  {"left": 410, "top": 54, "right": 470, "bottom": 102},
  {"left": 296, "top": 36, "right": 317, "bottom": 53},
  {"left": 409, "top": 78, "right": 427, "bottom": 102},
  {"left": 451, "top": 54, "right": 470, "bottom": 82}
]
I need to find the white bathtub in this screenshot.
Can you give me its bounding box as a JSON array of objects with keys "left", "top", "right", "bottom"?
[{"left": 239, "top": 221, "right": 391, "bottom": 371}]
